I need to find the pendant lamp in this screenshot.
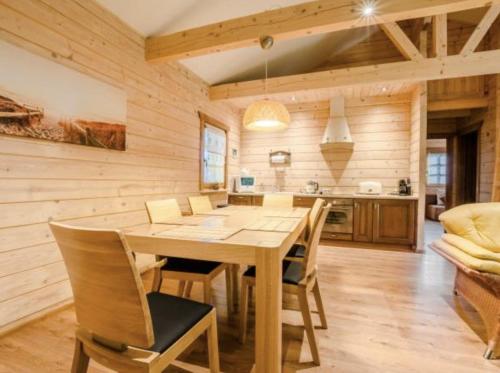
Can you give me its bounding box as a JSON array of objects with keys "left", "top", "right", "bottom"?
[{"left": 243, "top": 36, "right": 290, "bottom": 131}]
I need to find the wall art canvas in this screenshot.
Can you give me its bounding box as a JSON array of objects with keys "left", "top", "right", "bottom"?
[{"left": 0, "top": 41, "right": 127, "bottom": 150}]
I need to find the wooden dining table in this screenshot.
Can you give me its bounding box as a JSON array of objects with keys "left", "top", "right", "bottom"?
[{"left": 124, "top": 205, "right": 309, "bottom": 373}]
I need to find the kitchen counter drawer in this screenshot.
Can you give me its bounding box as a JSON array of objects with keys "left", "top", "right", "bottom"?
[
  {"left": 228, "top": 195, "right": 253, "bottom": 205},
  {"left": 321, "top": 232, "right": 353, "bottom": 241},
  {"left": 293, "top": 196, "right": 316, "bottom": 207}
]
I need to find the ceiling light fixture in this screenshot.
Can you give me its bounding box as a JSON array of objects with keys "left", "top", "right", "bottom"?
[
  {"left": 362, "top": 5, "right": 374, "bottom": 16},
  {"left": 243, "top": 36, "right": 290, "bottom": 132}
]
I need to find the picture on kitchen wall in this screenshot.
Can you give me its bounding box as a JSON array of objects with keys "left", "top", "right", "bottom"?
[{"left": 0, "top": 40, "right": 127, "bottom": 151}]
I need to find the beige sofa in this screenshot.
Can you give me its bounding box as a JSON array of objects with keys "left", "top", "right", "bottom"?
[{"left": 430, "top": 203, "right": 500, "bottom": 359}]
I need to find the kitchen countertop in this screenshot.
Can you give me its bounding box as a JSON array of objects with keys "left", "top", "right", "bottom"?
[{"left": 228, "top": 191, "right": 418, "bottom": 200}]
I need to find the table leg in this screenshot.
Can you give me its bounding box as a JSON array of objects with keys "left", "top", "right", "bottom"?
[{"left": 255, "top": 248, "right": 282, "bottom": 373}]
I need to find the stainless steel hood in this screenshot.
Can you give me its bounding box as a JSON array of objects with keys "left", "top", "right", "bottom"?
[{"left": 320, "top": 96, "right": 353, "bottom": 151}]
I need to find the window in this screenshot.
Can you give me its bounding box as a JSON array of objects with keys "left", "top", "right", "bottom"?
[
  {"left": 427, "top": 153, "right": 446, "bottom": 185},
  {"left": 199, "top": 113, "right": 228, "bottom": 190}
]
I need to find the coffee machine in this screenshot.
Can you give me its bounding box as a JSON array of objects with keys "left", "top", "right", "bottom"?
[{"left": 398, "top": 178, "right": 412, "bottom": 195}]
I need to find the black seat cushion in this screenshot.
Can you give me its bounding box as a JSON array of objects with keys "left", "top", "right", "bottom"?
[
  {"left": 161, "top": 257, "right": 222, "bottom": 274},
  {"left": 286, "top": 243, "right": 306, "bottom": 258},
  {"left": 147, "top": 292, "right": 213, "bottom": 353},
  {"left": 243, "top": 260, "right": 303, "bottom": 285}
]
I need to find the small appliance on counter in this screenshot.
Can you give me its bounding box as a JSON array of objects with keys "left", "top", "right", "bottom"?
[
  {"left": 398, "top": 178, "right": 412, "bottom": 196},
  {"left": 233, "top": 175, "right": 256, "bottom": 193},
  {"left": 305, "top": 180, "right": 319, "bottom": 194},
  {"left": 357, "top": 181, "right": 382, "bottom": 195}
]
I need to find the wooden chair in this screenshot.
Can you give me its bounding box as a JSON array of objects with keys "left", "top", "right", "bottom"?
[
  {"left": 145, "top": 199, "right": 233, "bottom": 315},
  {"left": 286, "top": 198, "right": 326, "bottom": 261},
  {"left": 239, "top": 202, "right": 330, "bottom": 365},
  {"left": 50, "top": 222, "right": 220, "bottom": 373},
  {"left": 188, "top": 195, "right": 213, "bottom": 214},
  {"left": 262, "top": 193, "right": 294, "bottom": 208}
]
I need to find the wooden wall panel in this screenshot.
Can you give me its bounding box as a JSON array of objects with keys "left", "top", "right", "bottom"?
[
  {"left": 239, "top": 95, "right": 412, "bottom": 194},
  {"left": 0, "top": 0, "right": 240, "bottom": 330}
]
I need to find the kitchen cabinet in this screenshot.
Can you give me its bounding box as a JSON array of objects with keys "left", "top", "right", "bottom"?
[
  {"left": 293, "top": 196, "right": 316, "bottom": 207},
  {"left": 228, "top": 194, "right": 262, "bottom": 206},
  {"left": 353, "top": 199, "right": 373, "bottom": 242},
  {"left": 372, "top": 199, "right": 416, "bottom": 245},
  {"left": 228, "top": 193, "right": 417, "bottom": 248},
  {"left": 228, "top": 195, "right": 253, "bottom": 206}
]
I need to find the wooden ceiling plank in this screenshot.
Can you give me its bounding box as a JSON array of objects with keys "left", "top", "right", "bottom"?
[
  {"left": 209, "top": 49, "right": 500, "bottom": 100},
  {"left": 433, "top": 14, "right": 448, "bottom": 57},
  {"left": 145, "top": 0, "right": 499, "bottom": 62},
  {"left": 460, "top": 4, "right": 500, "bottom": 56},
  {"left": 380, "top": 22, "right": 424, "bottom": 60}
]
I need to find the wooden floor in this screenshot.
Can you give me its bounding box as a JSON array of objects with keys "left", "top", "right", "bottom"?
[{"left": 1, "top": 223, "right": 499, "bottom": 372}]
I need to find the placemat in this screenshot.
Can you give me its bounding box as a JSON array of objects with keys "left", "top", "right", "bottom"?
[
  {"left": 156, "top": 225, "right": 241, "bottom": 240},
  {"left": 244, "top": 217, "right": 298, "bottom": 232}
]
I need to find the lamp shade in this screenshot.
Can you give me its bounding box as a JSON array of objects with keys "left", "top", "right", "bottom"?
[{"left": 243, "top": 100, "right": 290, "bottom": 131}]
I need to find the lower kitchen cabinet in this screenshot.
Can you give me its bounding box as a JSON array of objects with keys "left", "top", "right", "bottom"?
[
  {"left": 228, "top": 194, "right": 417, "bottom": 248},
  {"left": 353, "top": 199, "right": 373, "bottom": 242},
  {"left": 228, "top": 194, "right": 262, "bottom": 206},
  {"left": 372, "top": 199, "right": 416, "bottom": 245},
  {"left": 228, "top": 195, "right": 253, "bottom": 205}
]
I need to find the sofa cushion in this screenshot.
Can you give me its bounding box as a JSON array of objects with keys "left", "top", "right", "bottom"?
[
  {"left": 442, "top": 234, "right": 500, "bottom": 263},
  {"left": 439, "top": 203, "right": 500, "bottom": 253},
  {"left": 433, "top": 239, "right": 500, "bottom": 275},
  {"left": 147, "top": 292, "right": 212, "bottom": 353}
]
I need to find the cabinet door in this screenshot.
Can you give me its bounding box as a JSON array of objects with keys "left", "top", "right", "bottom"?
[
  {"left": 353, "top": 199, "right": 373, "bottom": 242},
  {"left": 372, "top": 200, "right": 416, "bottom": 245},
  {"left": 252, "top": 196, "right": 263, "bottom": 206},
  {"left": 228, "top": 195, "right": 253, "bottom": 206},
  {"left": 293, "top": 196, "right": 315, "bottom": 207}
]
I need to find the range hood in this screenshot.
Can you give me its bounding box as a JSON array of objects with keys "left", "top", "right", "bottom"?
[{"left": 320, "top": 96, "right": 354, "bottom": 151}]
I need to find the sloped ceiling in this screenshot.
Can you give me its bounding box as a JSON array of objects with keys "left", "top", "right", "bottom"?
[
  {"left": 95, "top": 0, "right": 378, "bottom": 84},
  {"left": 96, "top": 0, "right": 487, "bottom": 86}
]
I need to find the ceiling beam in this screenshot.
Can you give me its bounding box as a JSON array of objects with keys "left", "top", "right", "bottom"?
[
  {"left": 209, "top": 49, "right": 500, "bottom": 100},
  {"left": 433, "top": 14, "right": 448, "bottom": 57},
  {"left": 145, "top": 0, "right": 498, "bottom": 62},
  {"left": 428, "top": 97, "right": 489, "bottom": 111},
  {"left": 460, "top": 4, "right": 500, "bottom": 56},
  {"left": 380, "top": 22, "right": 423, "bottom": 60},
  {"left": 428, "top": 109, "right": 472, "bottom": 119}
]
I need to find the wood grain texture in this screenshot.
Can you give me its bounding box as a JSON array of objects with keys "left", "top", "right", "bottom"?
[
  {"left": 2, "top": 240, "right": 500, "bottom": 372},
  {"left": 410, "top": 84, "right": 427, "bottom": 251},
  {"left": 145, "top": 0, "right": 498, "bottom": 62},
  {"left": 240, "top": 95, "right": 412, "bottom": 195},
  {"left": 0, "top": 0, "right": 240, "bottom": 329},
  {"left": 210, "top": 49, "right": 500, "bottom": 100},
  {"left": 125, "top": 206, "right": 309, "bottom": 373}
]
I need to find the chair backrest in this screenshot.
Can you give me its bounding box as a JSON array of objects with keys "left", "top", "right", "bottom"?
[
  {"left": 439, "top": 202, "right": 500, "bottom": 253},
  {"left": 263, "top": 193, "right": 294, "bottom": 208},
  {"left": 305, "top": 198, "right": 326, "bottom": 241},
  {"left": 145, "top": 198, "right": 182, "bottom": 223},
  {"left": 302, "top": 203, "right": 331, "bottom": 279},
  {"left": 188, "top": 195, "right": 213, "bottom": 214},
  {"left": 50, "top": 222, "right": 154, "bottom": 349}
]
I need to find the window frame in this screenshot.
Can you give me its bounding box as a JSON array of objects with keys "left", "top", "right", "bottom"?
[
  {"left": 426, "top": 151, "right": 447, "bottom": 186},
  {"left": 199, "top": 112, "right": 229, "bottom": 191}
]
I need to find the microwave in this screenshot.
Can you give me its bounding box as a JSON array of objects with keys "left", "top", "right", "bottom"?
[{"left": 236, "top": 176, "right": 256, "bottom": 192}]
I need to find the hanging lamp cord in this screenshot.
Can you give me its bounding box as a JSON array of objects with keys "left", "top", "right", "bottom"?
[{"left": 264, "top": 51, "right": 268, "bottom": 97}]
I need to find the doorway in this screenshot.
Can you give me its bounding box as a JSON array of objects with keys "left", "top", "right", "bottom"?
[{"left": 458, "top": 130, "right": 479, "bottom": 204}]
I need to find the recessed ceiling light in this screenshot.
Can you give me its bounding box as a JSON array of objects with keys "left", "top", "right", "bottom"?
[
  {"left": 362, "top": 5, "right": 374, "bottom": 16},
  {"left": 291, "top": 96, "right": 296, "bottom": 101},
  {"left": 382, "top": 87, "right": 387, "bottom": 92}
]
